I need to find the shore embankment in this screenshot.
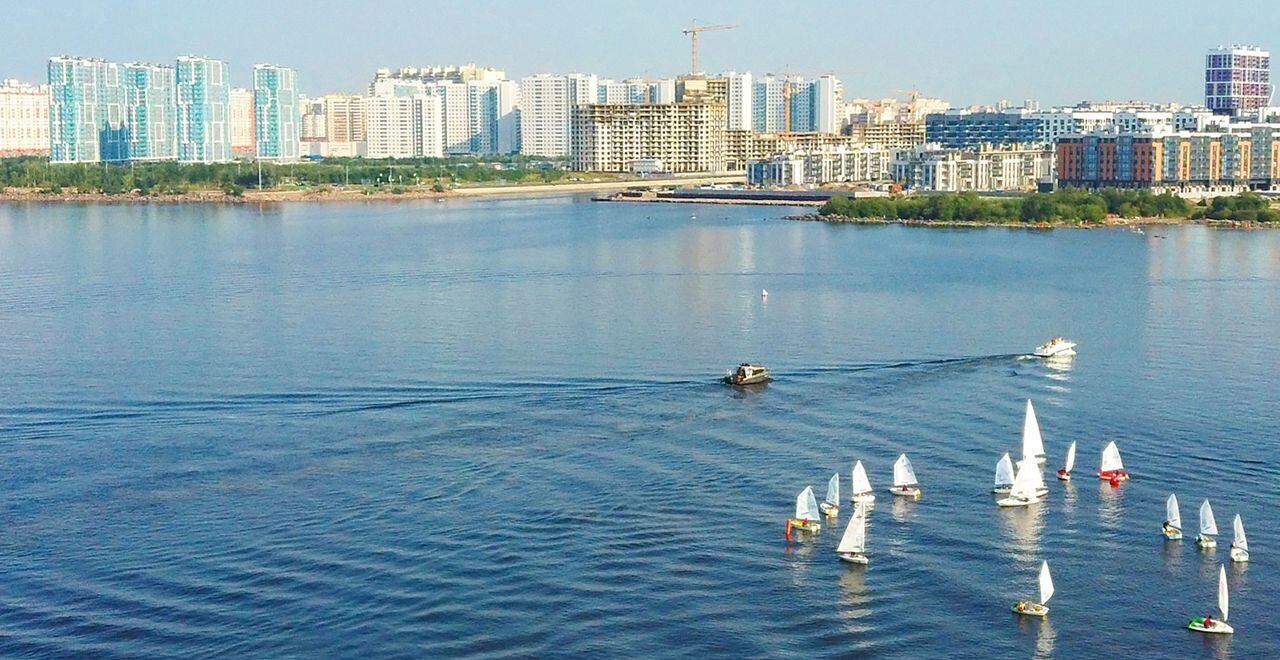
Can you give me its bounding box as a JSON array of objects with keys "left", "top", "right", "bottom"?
[
  {"left": 790, "top": 213, "right": 1276, "bottom": 229},
  {"left": 0, "top": 174, "right": 746, "bottom": 205}
]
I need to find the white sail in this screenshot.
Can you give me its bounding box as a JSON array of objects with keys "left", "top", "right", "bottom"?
[
  {"left": 1166, "top": 494, "right": 1182, "bottom": 530},
  {"left": 824, "top": 473, "right": 840, "bottom": 506},
  {"left": 1100, "top": 441, "right": 1124, "bottom": 472},
  {"left": 795, "top": 486, "right": 819, "bottom": 521},
  {"left": 1064, "top": 441, "right": 1077, "bottom": 473},
  {"left": 1009, "top": 458, "right": 1041, "bottom": 499},
  {"left": 994, "top": 453, "right": 1015, "bottom": 489},
  {"left": 1022, "top": 399, "right": 1046, "bottom": 460},
  {"left": 1027, "top": 459, "right": 1047, "bottom": 492},
  {"left": 1039, "top": 561, "right": 1055, "bottom": 605},
  {"left": 837, "top": 507, "right": 866, "bottom": 553},
  {"left": 1218, "top": 565, "right": 1229, "bottom": 621},
  {"left": 851, "top": 460, "right": 873, "bottom": 495},
  {"left": 1199, "top": 499, "right": 1218, "bottom": 537},
  {"left": 1233, "top": 515, "right": 1247, "bottom": 552},
  {"left": 893, "top": 454, "right": 917, "bottom": 487}
]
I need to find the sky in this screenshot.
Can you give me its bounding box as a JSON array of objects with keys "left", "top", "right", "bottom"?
[{"left": 3, "top": 0, "right": 1279, "bottom": 106}]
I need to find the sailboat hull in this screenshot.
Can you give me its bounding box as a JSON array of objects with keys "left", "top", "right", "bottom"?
[
  {"left": 1097, "top": 471, "right": 1130, "bottom": 481},
  {"left": 819, "top": 502, "right": 839, "bottom": 518},
  {"left": 1187, "top": 619, "right": 1233, "bottom": 634},
  {"left": 1056, "top": 470, "right": 1071, "bottom": 482},
  {"left": 850, "top": 494, "right": 876, "bottom": 506},
  {"left": 992, "top": 485, "right": 1012, "bottom": 494},
  {"left": 788, "top": 519, "right": 821, "bottom": 533},
  {"left": 1230, "top": 547, "right": 1249, "bottom": 562},
  {"left": 1163, "top": 529, "right": 1183, "bottom": 540},
  {"left": 889, "top": 486, "right": 920, "bottom": 498},
  {"left": 996, "top": 496, "right": 1042, "bottom": 508},
  {"left": 1197, "top": 535, "right": 1216, "bottom": 549},
  {"left": 1011, "top": 601, "right": 1048, "bottom": 617},
  {"left": 837, "top": 552, "right": 868, "bottom": 565}
]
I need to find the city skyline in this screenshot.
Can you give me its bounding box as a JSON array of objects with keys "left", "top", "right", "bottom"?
[{"left": 3, "top": 0, "right": 1280, "bottom": 105}]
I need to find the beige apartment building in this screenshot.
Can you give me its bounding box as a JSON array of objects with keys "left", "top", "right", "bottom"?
[
  {"left": 570, "top": 99, "right": 727, "bottom": 173},
  {"left": 0, "top": 80, "right": 50, "bottom": 157}
]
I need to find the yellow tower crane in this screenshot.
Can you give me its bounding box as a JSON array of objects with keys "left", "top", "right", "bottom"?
[{"left": 682, "top": 20, "right": 738, "bottom": 75}]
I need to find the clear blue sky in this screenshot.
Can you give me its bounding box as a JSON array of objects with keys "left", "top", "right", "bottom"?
[{"left": 2, "top": 0, "right": 1277, "bottom": 105}]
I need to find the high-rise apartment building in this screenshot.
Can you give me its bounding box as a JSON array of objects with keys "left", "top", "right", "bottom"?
[
  {"left": 724, "top": 72, "right": 753, "bottom": 131},
  {"left": 570, "top": 98, "right": 727, "bottom": 173},
  {"left": 48, "top": 56, "right": 126, "bottom": 163},
  {"left": 253, "top": 64, "right": 299, "bottom": 161},
  {"left": 324, "top": 94, "right": 366, "bottom": 143},
  {"left": 300, "top": 97, "right": 325, "bottom": 141},
  {"left": 0, "top": 80, "right": 51, "bottom": 157},
  {"left": 229, "top": 87, "right": 255, "bottom": 158},
  {"left": 175, "top": 56, "right": 231, "bottom": 163},
  {"left": 519, "top": 73, "right": 598, "bottom": 157},
  {"left": 1205, "top": 45, "right": 1272, "bottom": 117},
  {"left": 121, "top": 63, "right": 176, "bottom": 161},
  {"left": 365, "top": 94, "right": 443, "bottom": 158}
]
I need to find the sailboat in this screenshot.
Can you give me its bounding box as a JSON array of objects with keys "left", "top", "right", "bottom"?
[
  {"left": 1012, "top": 561, "right": 1054, "bottom": 616},
  {"left": 1187, "top": 565, "right": 1234, "bottom": 634},
  {"left": 1096, "top": 441, "right": 1129, "bottom": 481},
  {"left": 1056, "top": 441, "right": 1076, "bottom": 481},
  {"left": 836, "top": 505, "right": 869, "bottom": 564},
  {"left": 889, "top": 454, "right": 921, "bottom": 498},
  {"left": 1197, "top": 499, "right": 1218, "bottom": 548},
  {"left": 1230, "top": 514, "right": 1249, "bottom": 562},
  {"left": 1022, "top": 400, "right": 1047, "bottom": 464},
  {"left": 1163, "top": 494, "right": 1183, "bottom": 540},
  {"left": 788, "top": 486, "right": 822, "bottom": 533},
  {"left": 819, "top": 473, "right": 840, "bottom": 518},
  {"left": 993, "top": 453, "right": 1015, "bottom": 494},
  {"left": 997, "top": 457, "right": 1046, "bottom": 507},
  {"left": 850, "top": 460, "right": 876, "bottom": 505}
]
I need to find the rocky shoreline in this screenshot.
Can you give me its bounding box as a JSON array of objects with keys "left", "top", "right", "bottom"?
[{"left": 789, "top": 213, "right": 1276, "bottom": 229}]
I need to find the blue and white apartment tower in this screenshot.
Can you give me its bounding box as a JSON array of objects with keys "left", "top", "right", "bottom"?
[
  {"left": 176, "top": 56, "right": 231, "bottom": 163},
  {"left": 48, "top": 56, "right": 125, "bottom": 163},
  {"left": 252, "top": 64, "right": 299, "bottom": 161},
  {"left": 122, "top": 63, "right": 176, "bottom": 161}
]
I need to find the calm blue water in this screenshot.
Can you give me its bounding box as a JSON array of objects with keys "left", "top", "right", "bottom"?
[{"left": 1, "top": 197, "right": 1278, "bottom": 658}]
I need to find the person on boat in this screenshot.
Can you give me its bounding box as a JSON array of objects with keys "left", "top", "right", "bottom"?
[
  {"left": 1162, "top": 519, "right": 1177, "bottom": 535},
  {"left": 1202, "top": 615, "right": 1214, "bottom": 629}
]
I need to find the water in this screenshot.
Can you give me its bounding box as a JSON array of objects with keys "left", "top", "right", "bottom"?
[{"left": 0, "top": 198, "right": 1277, "bottom": 658}]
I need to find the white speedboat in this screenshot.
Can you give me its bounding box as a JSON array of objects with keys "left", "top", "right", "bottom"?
[
  {"left": 1197, "top": 499, "right": 1218, "bottom": 549},
  {"left": 788, "top": 486, "right": 822, "bottom": 534},
  {"left": 1230, "top": 514, "right": 1249, "bottom": 563},
  {"left": 850, "top": 460, "right": 876, "bottom": 506},
  {"left": 819, "top": 473, "right": 840, "bottom": 518},
  {"left": 992, "top": 453, "right": 1015, "bottom": 494},
  {"left": 836, "top": 506, "right": 869, "bottom": 564},
  {"left": 724, "top": 363, "right": 770, "bottom": 386},
  {"left": 1188, "top": 566, "right": 1234, "bottom": 634},
  {"left": 1012, "top": 561, "right": 1054, "bottom": 617},
  {"left": 1033, "top": 337, "right": 1077, "bottom": 358},
  {"left": 889, "top": 454, "right": 921, "bottom": 498},
  {"left": 1163, "top": 494, "right": 1183, "bottom": 540}
]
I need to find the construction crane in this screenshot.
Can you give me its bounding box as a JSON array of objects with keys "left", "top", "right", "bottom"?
[
  {"left": 895, "top": 88, "right": 921, "bottom": 104},
  {"left": 682, "top": 20, "right": 737, "bottom": 75}
]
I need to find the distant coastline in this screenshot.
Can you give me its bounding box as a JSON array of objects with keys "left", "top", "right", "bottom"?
[{"left": 788, "top": 213, "right": 1277, "bottom": 230}]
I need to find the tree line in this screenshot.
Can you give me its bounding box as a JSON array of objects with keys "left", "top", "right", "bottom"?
[
  {"left": 819, "top": 189, "right": 1276, "bottom": 223},
  {"left": 0, "top": 156, "right": 569, "bottom": 196}
]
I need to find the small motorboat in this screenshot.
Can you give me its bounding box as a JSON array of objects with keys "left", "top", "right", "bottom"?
[
  {"left": 787, "top": 486, "right": 822, "bottom": 534},
  {"left": 1097, "top": 441, "right": 1129, "bottom": 481},
  {"left": 1163, "top": 494, "right": 1183, "bottom": 540},
  {"left": 1188, "top": 566, "right": 1234, "bottom": 634},
  {"left": 819, "top": 473, "right": 840, "bottom": 518},
  {"left": 1197, "top": 499, "right": 1218, "bottom": 549},
  {"left": 1033, "top": 337, "right": 1077, "bottom": 358},
  {"left": 889, "top": 454, "right": 921, "bottom": 498},
  {"left": 724, "top": 363, "right": 770, "bottom": 386},
  {"left": 1230, "top": 514, "right": 1249, "bottom": 562},
  {"left": 850, "top": 460, "right": 876, "bottom": 506},
  {"left": 836, "top": 506, "right": 869, "bottom": 564},
  {"left": 1056, "top": 441, "right": 1076, "bottom": 481},
  {"left": 1012, "top": 561, "right": 1054, "bottom": 617}
]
